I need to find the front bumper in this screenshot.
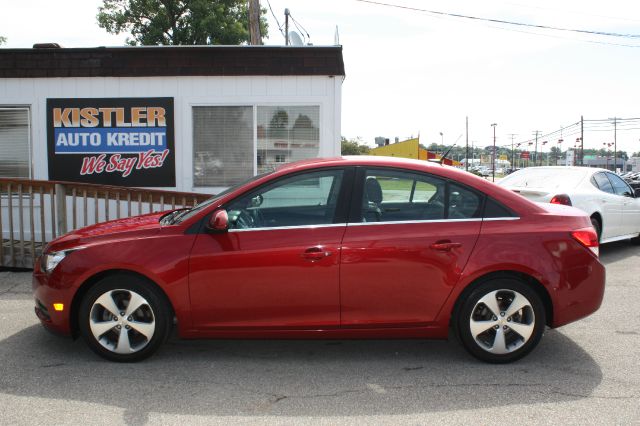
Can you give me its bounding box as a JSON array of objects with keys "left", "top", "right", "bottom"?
[{"left": 32, "top": 262, "right": 73, "bottom": 336}]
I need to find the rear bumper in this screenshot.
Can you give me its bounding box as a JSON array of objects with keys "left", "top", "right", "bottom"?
[{"left": 552, "top": 254, "right": 606, "bottom": 328}]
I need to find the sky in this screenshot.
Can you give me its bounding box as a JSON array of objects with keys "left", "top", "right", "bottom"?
[{"left": 2, "top": 0, "right": 640, "bottom": 155}]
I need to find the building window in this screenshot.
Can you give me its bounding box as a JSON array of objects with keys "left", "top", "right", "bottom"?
[
  {"left": 193, "top": 106, "right": 254, "bottom": 187},
  {"left": 0, "top": 107, "right": 30, "bottom": 178},
  {"left": 257, "top": 106, "right": 320, "bottom": 174}
]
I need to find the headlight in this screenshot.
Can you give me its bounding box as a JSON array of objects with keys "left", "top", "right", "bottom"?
[{"left": 41, "top": 248, "right": 83, "bottom": 273}]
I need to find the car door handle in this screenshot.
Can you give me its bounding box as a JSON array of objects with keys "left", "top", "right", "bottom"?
[
  {"left": 301, "top": 247, "right": 333, "bottom": 261},
  {"left": 429, "top": 241, "right": 462, "bottom": 252}
]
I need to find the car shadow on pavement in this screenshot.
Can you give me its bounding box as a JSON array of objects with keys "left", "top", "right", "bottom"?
[
  {"left": 0, "top": 324, "right": 602, "bottom": 422},
  {"left": 599, "top": 240, "right": 640, "bottom": 265}
]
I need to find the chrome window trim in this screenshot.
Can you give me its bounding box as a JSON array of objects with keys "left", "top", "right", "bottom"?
[
  {"left": 348, "top": 218, "right": 480, "bottom": 226},
  {"left": 227, "top": 217, "right": 520, "bottom": 232},
  {"left": 229, "top": 223, "right": 347, "bottom": 233},
  {"left": 347, "top": 217, "right": 520, "bottom": 227}
]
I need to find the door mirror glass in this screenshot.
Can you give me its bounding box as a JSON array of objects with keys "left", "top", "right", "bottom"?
[{"left": 208, "top": 210, "right": 229, "bottom": 232}]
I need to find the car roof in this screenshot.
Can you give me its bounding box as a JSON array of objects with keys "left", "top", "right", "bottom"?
[
  {"left": 509, "top": 166, "right": 606, "bottom": 174},
  {"left": 276, "top": 155, "right": 445, "bottom": 170}
]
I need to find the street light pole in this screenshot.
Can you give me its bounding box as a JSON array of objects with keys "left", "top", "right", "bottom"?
[{"left": 491, "top": 123, "right": 497, "bottom": 182}]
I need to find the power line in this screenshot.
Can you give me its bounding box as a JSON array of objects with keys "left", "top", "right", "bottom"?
[
  {"left": 289, "top": 12, "right": 311, "bottom": 43},
  {"left": 354, "top": 0, "right": 640, "bottom": 40},
  {"left": 502, "top": 1, "right": 640, "bottom": 24},
  {"left": 265, "top": 0, "right": 286, "bottom": 38},
  {"left": 486, "top": 24, "right": 640, "bottom": 49}
]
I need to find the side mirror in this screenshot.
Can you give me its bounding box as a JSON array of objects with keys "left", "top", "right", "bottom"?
[{"left": 207, "top": 210, "right": 229, "bottom": 232}]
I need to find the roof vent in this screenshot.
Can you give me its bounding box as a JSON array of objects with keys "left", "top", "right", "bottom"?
[{"left": 33, "top": 43, "right": 62, "bottom": 49}]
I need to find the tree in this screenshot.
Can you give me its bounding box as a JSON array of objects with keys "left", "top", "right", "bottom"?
[
  {"left": 341, "top": 137, "right": 370, "bottom": 155},
  {"left": 0, "top": 36, "right": 6, "bottom": 46},
  {"left": 97, "top": 0, "right": 268, "bottom": 46},
  {"left": 293, "top": 114, "right": 313, "bottom": 129},
  {"left": 269, "top": 109, "right": 288, "bottom": 128}
]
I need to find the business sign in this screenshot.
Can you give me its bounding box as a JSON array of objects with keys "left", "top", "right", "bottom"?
[
  {"left": 566, "top": 148, "right": 575, "bottom": 167},
  {"left": 47, "top": 98, "right": 175, "bottom": 186},
  {"left": 521, "top": 151, "right": 530, "bottom": 159}
]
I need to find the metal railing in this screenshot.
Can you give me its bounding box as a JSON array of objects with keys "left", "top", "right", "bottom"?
[{"left": 0, "top": 178, "right": 211, "bottom": 268}]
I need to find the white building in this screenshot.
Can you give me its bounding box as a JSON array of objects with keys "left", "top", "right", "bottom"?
[{"left": 0, "top": 45, "right": 345, "bottom": 193}]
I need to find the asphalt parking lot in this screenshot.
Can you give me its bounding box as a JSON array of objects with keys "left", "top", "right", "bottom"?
[{"left": 1, "top": 242, "right": 639, "bottom": 425}]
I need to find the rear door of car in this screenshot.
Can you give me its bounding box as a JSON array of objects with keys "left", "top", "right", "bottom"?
[{"left": 339, "top": 167, "right": 483, "bottom": 327}]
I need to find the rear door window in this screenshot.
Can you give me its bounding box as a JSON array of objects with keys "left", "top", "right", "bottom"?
[
  {"left": 606, "top": 173, "right": 634, "bottom": 197},
  {"left": 359, "top": 169, "right": 481, "bottom": 222}
]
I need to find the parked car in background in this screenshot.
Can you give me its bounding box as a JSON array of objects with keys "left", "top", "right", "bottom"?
[
  {"left": 34, "top": 157, "right": 604, "bottom": 364},
  {"left": 622, "top": 172, "right": 640, "bottom": 190},
  {"left": 499, "top": 166, "right": 640, "bottom": 243},
  {"left": 469, "top": 166, "right": 490, "bottom": 177}
]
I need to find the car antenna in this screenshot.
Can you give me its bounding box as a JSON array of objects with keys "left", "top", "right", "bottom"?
[{"left": 428, "top": 144, "right": 456, "bottom": 165}]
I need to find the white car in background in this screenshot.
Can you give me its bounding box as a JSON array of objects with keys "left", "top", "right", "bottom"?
[{"left": 498, "top": 166, "right": 640, "bottom": 243}]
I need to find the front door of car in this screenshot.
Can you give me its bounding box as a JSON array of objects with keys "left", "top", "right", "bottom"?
[
  {"left": 606, "top": 172, "right": 640, "bottom": 236},
  {"left": 592, "top": 172, "right": 623, "bottom": 239},
  {"left": 188, "top": 168, "right": 351, "bottom": 329},
  {"left": 339, "top": 168, "right": 483, "bottom": 327}
]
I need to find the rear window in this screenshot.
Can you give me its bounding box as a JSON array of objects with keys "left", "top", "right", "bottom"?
[
  {"left": 484, "top": 198, "right": 517, "bottom": 218},
  {"left": 499, "top": 168, "right": 588, "bottom": 189}
]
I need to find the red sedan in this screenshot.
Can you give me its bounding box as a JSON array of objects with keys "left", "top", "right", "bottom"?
[{"left": 33, "top": 156, "right": 605, "bottom": 363}]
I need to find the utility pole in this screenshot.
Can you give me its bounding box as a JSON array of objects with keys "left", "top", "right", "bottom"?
[
  {"left": 611, "top": 117, "right": 618, "bottom": 172},
  {"left": 284, "top": 8, "right": 290, "bottom": 45},
  {"left": 249, "top": 0, "right": 261, "bottom": 45},
  {"left": 508, "top": 133, "right": 517, "bottom": 170},
  {"left": 491, "top": 123, "right": 497, "bottom": 182},
  {"left": 533, "top": 131, "right": 541, "bottom": 166},
  {"left": 465, "top": 116, "right": 469, "bottom": 171},
  {"left": 580, "top": 116, "right": 584, "bottom": 166}
]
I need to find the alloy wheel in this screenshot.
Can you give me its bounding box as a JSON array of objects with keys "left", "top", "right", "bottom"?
[
  {"left": 469, "top": 289, "right": 535, "bottom": 355},
  {"left": 89, "top": 289, "right": 156, "bottom": 354}
]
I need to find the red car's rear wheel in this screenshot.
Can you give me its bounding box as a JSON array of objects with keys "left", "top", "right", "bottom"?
[{"left": 457, "top": 278, "right": 546, "bottom": 363}]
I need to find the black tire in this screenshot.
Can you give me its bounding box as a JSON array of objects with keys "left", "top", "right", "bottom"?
[
  {"left": 456, "top": 278, "right": 546, "bottom": 363},
  {"left": 590, "top": 216, "right": 602, "bottom": 242},
  {"left": 78, "top": 274, "right": 171, "bottom": 362}
]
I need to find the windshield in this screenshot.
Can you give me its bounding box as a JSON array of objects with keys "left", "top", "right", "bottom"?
[
  {"left": 172, "top": 171, "right": 274, "bottom": 224},
  {"left": 499, "top": 168, "right": 588, "bottom": 190}
]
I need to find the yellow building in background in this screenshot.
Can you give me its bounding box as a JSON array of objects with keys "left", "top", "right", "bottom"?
[
  {"left": 369, "top": 138, "right": 426, "bottom": 160},
  {"left": 370, "top": 137, "right": 459, "bottom": 166}
]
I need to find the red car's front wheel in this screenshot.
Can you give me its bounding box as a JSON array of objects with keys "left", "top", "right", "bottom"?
[{"left": 78, "top": 274, "right": 171, "bottom": 362}]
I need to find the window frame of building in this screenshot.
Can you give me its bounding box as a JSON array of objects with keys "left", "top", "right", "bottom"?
[
  {"left": 0, "top": 106, "right": 32, "bottom": 179},
  {"left": 191, "top": 103, "right": 322, "bottom": 190}
]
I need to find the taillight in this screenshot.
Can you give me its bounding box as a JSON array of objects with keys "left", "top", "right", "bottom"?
[
  {"left": 571, "top": 227, "right": 599, "bottom": 257},
  {"left": 550, "top": 194, "right": 572, "bottom": 206}
]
